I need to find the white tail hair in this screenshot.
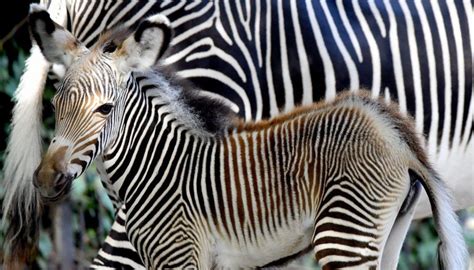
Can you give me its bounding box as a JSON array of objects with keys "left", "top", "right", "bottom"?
[
  {"left": 410, "top": 160, "right": 469, "bottom": 270},
  {"left": 2, "top": 2, "right": 68, "bottom": 265},
  {"left": 429, "top": 175, "right": 469, "bottom": 269},
  {"left": 2, "top": 45, "right": 50, "bottom": 262}
]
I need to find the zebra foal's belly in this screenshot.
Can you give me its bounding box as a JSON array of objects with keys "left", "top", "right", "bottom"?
[{"left": 212, "top": 217, "right": 314, "bottom": 268}]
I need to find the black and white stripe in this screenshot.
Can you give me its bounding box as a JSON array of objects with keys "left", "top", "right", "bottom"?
[
  {"left": 3, "top": 0, "right": 472, "bottom": 268},
  {"left": 38, "top": 22, "right": 466, "bottom": 266},
  {"left": 56, "top": 1, "right": 470, "bottom": 267}
]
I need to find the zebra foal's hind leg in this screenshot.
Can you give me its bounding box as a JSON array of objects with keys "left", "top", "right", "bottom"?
[
  {"left": 381, "top": 181, "right": 421, "bottom": 269},
  {"left": 311, "top": 213, "right": 383, "bottom": 270},
  {"left": 311, "top": 182, "right": 408, "bottom": 269}
]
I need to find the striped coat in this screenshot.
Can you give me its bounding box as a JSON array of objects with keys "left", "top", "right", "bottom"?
[{"left": 29, "top": 10, "right": 468, "bottom": 269}]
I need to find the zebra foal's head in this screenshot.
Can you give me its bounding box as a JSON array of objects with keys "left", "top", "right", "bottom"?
[{"left": 29, "top": 4, "right": 172, "bottom": 202}]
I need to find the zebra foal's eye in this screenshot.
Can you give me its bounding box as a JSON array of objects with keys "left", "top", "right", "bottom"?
[{"left": 95, "top": 103, "right": 114, "bottom": 115}]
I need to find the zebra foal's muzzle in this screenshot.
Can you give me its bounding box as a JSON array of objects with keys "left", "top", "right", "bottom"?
[{"left": 33, "top": 146, "right": 74, "bottom": 203}]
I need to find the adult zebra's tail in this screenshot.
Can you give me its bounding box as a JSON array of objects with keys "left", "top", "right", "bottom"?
[
  {"left": 2, "top": 45, "right": 50, "bottom": 267},
  {"left": 3, "top": 1, "right": 67, "bottom": 266}
]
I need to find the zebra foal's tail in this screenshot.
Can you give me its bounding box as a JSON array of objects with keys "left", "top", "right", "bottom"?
[
  {"left": 390, "top": 97, "right": 469, "bottom": 269},
  {"left": 368, "top": 92, "right": 468, "bottom": 270},
  {"left": 408, "top": 158, "right": 468, "bottom": 270}
]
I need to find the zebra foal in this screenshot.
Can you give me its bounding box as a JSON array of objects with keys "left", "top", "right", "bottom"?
[{"left": 29, "top": 6, "right": 467, "bottom": 269}]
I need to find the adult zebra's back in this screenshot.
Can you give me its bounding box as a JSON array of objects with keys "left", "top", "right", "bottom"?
[{"left": 2, "top": 0, "right": 472, "bottom": 268}]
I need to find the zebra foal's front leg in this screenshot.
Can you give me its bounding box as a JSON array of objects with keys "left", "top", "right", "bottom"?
[{"left": 124, "top": 210, "right": 214, "bottom": 269}]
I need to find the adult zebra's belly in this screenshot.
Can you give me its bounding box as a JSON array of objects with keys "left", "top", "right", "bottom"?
[
  {"left": 212, "top": 217, "right": 314, "bottom": 268},
  {"left": 414, "top": 137, "right": 474, "bottom": 219}
]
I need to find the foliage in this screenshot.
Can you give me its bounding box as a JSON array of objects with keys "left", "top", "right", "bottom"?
[
  {"left": 399, "top": 219, "right": 439, "bottom": 270},
  {"left": 0, "top": 48, "right": 26, "bottom": 100}
]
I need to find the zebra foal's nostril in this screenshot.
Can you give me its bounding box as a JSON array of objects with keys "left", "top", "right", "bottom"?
[
  {"left": 53, "top": 172, "right": 72, "bottom": 193},
  {"left": 54, "top": 173, "right": 66, "bottom": 187}
]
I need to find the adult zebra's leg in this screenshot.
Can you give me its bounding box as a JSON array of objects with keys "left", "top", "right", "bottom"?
[{"left": 381, "top": 182, "right": 422, "bottom": 269}]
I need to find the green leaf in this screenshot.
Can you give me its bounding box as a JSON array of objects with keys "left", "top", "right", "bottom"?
[{"left": 72, "top": 175, "right": 87, "bottom": 200}]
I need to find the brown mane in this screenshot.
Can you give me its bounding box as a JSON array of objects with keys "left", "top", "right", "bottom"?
[{"left": 232, "top": 90, "right": 367, "bottom": 132}]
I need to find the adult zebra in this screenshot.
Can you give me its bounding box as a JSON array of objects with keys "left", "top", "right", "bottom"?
[
  {"left": 2, "top": 0, "right": 472, "bottom": 268},
  {"left": 29, "top": 8, "right": 468, "bottom": 269}
]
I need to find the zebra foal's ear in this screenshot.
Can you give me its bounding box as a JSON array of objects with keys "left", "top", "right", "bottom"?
[
  {"left": 114, "top": 14, "right": 173, "bottom": 73},
  {"left": 28, "top": 4, "right": 86, "bottom": 68}
]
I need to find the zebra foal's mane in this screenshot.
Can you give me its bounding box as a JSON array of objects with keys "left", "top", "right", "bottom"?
[
  {"left": 130, "top": 66, "right": 239, "bottom": 137},
  {"left": 153, "top": 66, "right": 239, "bottom": 135}
]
